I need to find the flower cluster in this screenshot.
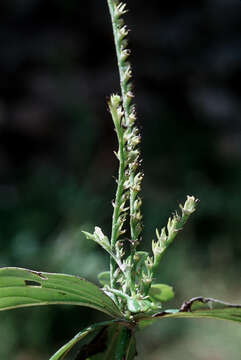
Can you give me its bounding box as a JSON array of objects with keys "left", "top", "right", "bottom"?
[
  {"left": 108, "top": 93, "right": 142, "bottom": 249},
  {"left": 109, "top": 1, "right": 143, "bottom": 246},
  {"left": 83, "top": 1, "right": 198, "bottom": 316},
  {"left": 151, "top": 196, "right": 199, "bottom": 274}
]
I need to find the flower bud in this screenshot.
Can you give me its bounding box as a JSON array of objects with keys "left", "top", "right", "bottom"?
[
  {"left": 110, "top": 94, "right": 121, "bottom": 107},
  {"left": 180, "top": 195, "right": 198, "bottom": 216},
  {"left": 115, "top": 2, "right": 128, "bottom": 17}
]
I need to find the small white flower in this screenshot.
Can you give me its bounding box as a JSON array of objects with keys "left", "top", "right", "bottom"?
[{"left": 94, "top": 226, "right": 105, "bottom": 241}]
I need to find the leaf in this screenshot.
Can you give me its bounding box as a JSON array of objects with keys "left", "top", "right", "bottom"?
[
  {"left": 82, "top": 228, "right": 111, "bottom": 255},
  {"left": 50, "top": 320, "right": 137, "bottom": 360},
  {"left": 149, "top": 284, "right": 174, "bottom": 302},
  {"left": 97, "top": 271, "right": 110, "bottom": 286},
  {"left": 86, "top": 322, "right": 137, "bottom": 360},
  {"left": 0, "top": 267, "right": 122, "bottom": 318},
  {"left": 137, "top": 297, "right": 241, "bottom": 327},
  {"left": 49, "top": 321, "right": 112, "bottom": 360},
  {"left": 82, "top": 230, "right": 124, "bottom": 272},
  {"left": 127, "top": 298, "right": 153, "bottom": 314}
]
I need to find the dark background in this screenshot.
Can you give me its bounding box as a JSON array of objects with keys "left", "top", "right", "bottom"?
[{"left": 0, "top": 0, "right": 241, "bottom": 359}]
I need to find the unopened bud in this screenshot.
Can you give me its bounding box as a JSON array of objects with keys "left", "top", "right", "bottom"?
[
  {"left": 180, "top": 195, "right": 198, "bottom": 216},
  {"left": 115, "top": 2, "right": 128, "bottom": 17},
  {"left": 110, "top": 94, "right": 121, "bottom": 107}
]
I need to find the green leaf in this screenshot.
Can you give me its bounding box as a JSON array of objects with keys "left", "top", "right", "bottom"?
[
  {"left": 50, "top": 320, "right": 137, "bottom": 360},
  {"left": 49, "top": 321, "right": 112, "bottom": 360},
  {"left": 0, "top": 267, "right": 122, "bottom": 318},
  {"left": 137, "top": 297, "right": 241, "bottom": 327},
  {"left": 97, "top": 271, "right": 110, "bottom": 286},
  {"left": 127, "top": 298, "right": 152, "bottom": 314},
  {"left": 149, "top": 283, "right": 174, "bottom": 302},
  {"left": 82, "top": 227, "right": 111, "bottom": 254},
  {"left": 82, "top": 229, "right": 124, "bottom": 272},
  {"left": 88, "top": 322, "right": 136, "bottom": 360}
]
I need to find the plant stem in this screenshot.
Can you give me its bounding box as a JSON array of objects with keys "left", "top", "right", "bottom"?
[
  {"left": 129, "top": 172, "right": 135, "bottom": 241},
  {"left": 115, "top": 326, "right": 135, "bottom": 359},
  {"left": 107, "top": 0, "right": 142, "bottom": 298},
  {"left": 107, "top": 0, "right": 141, "bottom": 243},
  {"left": 109, "top": 102, "right": 126, "bottom": 290}
]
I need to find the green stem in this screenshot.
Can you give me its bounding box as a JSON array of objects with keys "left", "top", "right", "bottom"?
[
  {"left": 129, "top": 172, "right": 136, "bottom": 241},
  {"left": 109, "top": 103, "right": 126, "bottom": 291},
  {"left": 108, "top": 288, "right": 130, "bottom": 300},
  {"left": 107, "top": 1, "right": 141, "bottom": 299},
  {"left": 129, "top": 179, "right": 137, "bottom": 295},
  {"left": 115, "top": 326, "right": 135, "bottom": 360}
]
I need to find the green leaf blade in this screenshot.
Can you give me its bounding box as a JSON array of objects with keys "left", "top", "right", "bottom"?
[
  {"left": 50, "top": 320, "right": 136, "bottom": 360},
  {"left": 139, "top": 297, "right": 241, "bottom": 326},
  {"left": 149, "top": 283, "right": 174, "bottom": 302},
  {"left": 0, "top": 267, "right": 122, "bottom": 318},
  {"left": 85, "top": 322, "right": 136, "bottom": 360},
  {"left": 153, "top": 307, "right": 241, "bottom": 323},
  {"left": 49, "top": 321, "right": 113, "bottom": 360}
]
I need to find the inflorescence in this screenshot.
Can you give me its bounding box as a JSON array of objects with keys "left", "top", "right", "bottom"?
[{"left": 83, "top": 1, "right": 198, "bottom": 317}]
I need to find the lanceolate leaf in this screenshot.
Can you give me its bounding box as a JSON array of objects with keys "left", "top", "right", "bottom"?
[
  {"left": 0, "top": 267, "right": 121, "bottom": 318},
  {"left": 137, "top": 297, "right": 241, "bottom": 327},
  {"left": 49, "top": 321, "right": 113, "bottom": 360},
  {"left": 149, "top": 283, "right": 174, "bottom": 302},
  {"left": 50, "top": 320, "right": 137, "bottom": 360},
  {"left": 81, "top": 322, "right": 136, "bottom": 360}
]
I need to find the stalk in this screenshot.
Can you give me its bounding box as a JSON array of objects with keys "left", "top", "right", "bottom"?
[
  {"left": 107, "top": 0, "right": 143, "bottom": 295},
  {"left": 109, "top": 97, "right": 127, "bottom": 291},
  {"left": 107, "top": 0, "right": 141, "bottom": 240},
  {"left": 114, "top": 326, "right": 135, "bottom": 360}
]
